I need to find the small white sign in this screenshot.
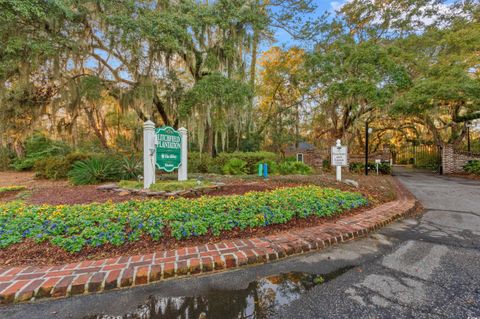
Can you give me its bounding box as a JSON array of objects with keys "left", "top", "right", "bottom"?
[
  {"left": 375, "top": 159, "right": 381, "bottom": 164},
  {"left": 331, "top": 146, "right": 348, "bottom": 167}
]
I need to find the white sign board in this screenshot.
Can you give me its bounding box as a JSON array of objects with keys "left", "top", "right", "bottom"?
[
  {"left": 375, "top": 159, "right": 381, "bottom": 164},
  {"left": 331, "top": 146, "right": 348, "bottom": 167}
]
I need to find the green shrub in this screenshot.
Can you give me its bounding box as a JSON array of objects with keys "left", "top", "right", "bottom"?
[
  {"left": 33, "top": 156, "right": 67, "bottom": 180},
  {"left": 414, "top": 151, "right": 440, "bottom": 170},
  {"left": 277, "top": 161, "right": 313, "bottom": 175},
  {"left": 33, "top": 152, "right": 92, "bottom": 180},
  {"left": 349, "top": 162, "right": 392, "bottom": 175},
  {"left": 0, "top": 147, "right": 15, "bottom": 171},
  {"left": 349, "top": 162, "right": 364, "bottom": 174},
  {"left": 188, "top": 152, "right": 220, "bottom": 174},
  {"left": 216, "top": 151, "right": 278, "bottom": 174},
  {"left": 188, "top": 151, "right": 279, "bottom": 174},
  {"left": 464, "top": 160, "right": 480, "bottom": 175},
  {"left": 222, "top": 158, "right": 248, "bottom": 175},
  {"left": 0, "top": 186, "right": 368, "bottom": 252},
  {"left": 119, "top": 155, "right": 143, "bottom": 180},
  {"left": 12, "top": 133, "right": 70, "bottom": 171},
  {"left": 68, "top": 156, "right": 121, "bottom": 185},
  {"left": 322, "top": 159, "right": 331, "bottom": 171}
]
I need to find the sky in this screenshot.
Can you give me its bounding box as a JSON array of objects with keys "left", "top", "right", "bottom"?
[
  {"left": 272, "top": 0, "right": 457, "bottom": 47},
  {"left": 273, "top": 0, "right": 339, "bottom": 47}
]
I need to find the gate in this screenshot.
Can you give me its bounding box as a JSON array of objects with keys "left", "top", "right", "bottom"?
[{"left": 393, "top": 144, "right": 442, "bottom": 173}]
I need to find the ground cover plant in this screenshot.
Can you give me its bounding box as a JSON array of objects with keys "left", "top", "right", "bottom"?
[
  {"left": 0, "top": 186, "right": 367, "bottom": 253},
  {"left": 0, "top": 186, "right": 26, "bottom": 193},
  {"left": 118, "top": 179, "right": 213, "bottom": 192}
]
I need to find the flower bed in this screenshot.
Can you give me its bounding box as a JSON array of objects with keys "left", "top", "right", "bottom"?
[{"left": 0, "top": 186, "right": 368, "bottom": 253}]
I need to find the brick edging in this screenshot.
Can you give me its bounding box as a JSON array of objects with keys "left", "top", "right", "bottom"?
[{"left": 0, "top": 178, "right": 418, "bottom": 305}]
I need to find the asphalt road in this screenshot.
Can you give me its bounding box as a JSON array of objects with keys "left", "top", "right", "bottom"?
[{"left": 1, "top": 169, "right": 479, "bottom": 319}]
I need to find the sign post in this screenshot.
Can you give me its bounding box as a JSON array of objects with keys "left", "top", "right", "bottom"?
[
  {"left": 331, "top": 139, "right": 348, "bottom": 182},
  {"left": 143, "top": 120, "right": 156, "bottom": 189},
  {"left": 143, "top": 122, "right": 188, "bottom": 189},
  {"left": 178, "top": 127, "right": 188, "bottom": 181}
]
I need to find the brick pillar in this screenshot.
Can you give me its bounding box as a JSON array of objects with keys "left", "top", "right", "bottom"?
[{"left": 442, "top": 144, "right": 455, "bottom": 174}]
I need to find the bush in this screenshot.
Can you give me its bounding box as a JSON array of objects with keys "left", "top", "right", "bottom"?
[
  {"left": 414, "top": 151, "right": 440, "bottom": 170},
  {"left": 119, "top": 155, "right": 143, "bottom": 180},
  {"left": 33, "top": 152, "right": 92, "bottom": 180},
  {"left": 222, "top": 158, "right": 248, "bottom": 175},
  {"left": 349, "top": 162, "right": 364, "bottom": 174},
  {"left": 0, "top": 186, "right": 368, "bottom": 252},
  {"left": 33, "top": 156, "right": 68, "bottom": 180},
  {"left": 68, "top": 156, "right": 121, "bottom": 185},
  {"left": 188, "top": 152, "right": 221, "bottom": 174},
  {"left": 277, "top": 161, "right": 313, "bottom": 175},
  {"left": 464, "top": 160, "right": 480, "bottom": 175},
  {"left": 349, "top": 162, "right": 392, "bottom": 175},
  {"left": 187, "top": 151, "right": 279, "bottom": 174},
  {"left": 12, "top": 133, "right": 70, "bottom": 171},
  {"left": 216, "top": 151, "right": 278, "bottom": 174},
  {"left": 0, "top": 147, "right": 15, "bottom": 171}
]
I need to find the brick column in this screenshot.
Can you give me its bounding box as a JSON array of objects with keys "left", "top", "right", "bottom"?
[{"left": 442, "top": 144, "right": 455, "bottom": 174}]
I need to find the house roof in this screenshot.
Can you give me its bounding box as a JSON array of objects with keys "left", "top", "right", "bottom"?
[{"left": 285, "top": 142, "right": 315, "bottom": 152}]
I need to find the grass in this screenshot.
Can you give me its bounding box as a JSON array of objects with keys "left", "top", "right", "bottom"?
[
  {"left": 118, "top": 179, "right": 213, "bottom": 192},
  {"left": 0, "top": 186, "right": 26, "bottom": 193}
]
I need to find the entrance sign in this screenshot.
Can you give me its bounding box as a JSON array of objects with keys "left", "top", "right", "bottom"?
[
  {"left": 155, "top": 126, "right": 182, "bottom": 172},
  {"left": 331, "top": 143, "right": 348, "bottom": 167},
  {"left": 143, "top": 121, "right": 188, "bottom": 189},
  {"left": 331, "top": 140, "right": 348, "bottom": 182}
]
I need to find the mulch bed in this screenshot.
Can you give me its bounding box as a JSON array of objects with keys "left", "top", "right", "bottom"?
[
  {"left": 0, "top": 190, "right": 21, "bottom": 202},
  {"left": 0, "top": 171, "right": 398, "bottom": 267}
]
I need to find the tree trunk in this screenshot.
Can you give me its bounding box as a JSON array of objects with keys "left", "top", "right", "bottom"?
[
  {"left": 246, "top": 23, "right": 259, "bottom": 138},
  {"left": 85, "top": 107, "right": 109, "bottom": 149},
  {"left": 153, "top": 94, "right": 171, "bottom": 126},
  {"left": 205, "top": 122, "right": 216, "bottom": 157}
]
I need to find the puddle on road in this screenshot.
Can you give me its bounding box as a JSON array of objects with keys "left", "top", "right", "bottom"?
[{"left": 85, "top": 266, "right": 353, "bottom": 319}]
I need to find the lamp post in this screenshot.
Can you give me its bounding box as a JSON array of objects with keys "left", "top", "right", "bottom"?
[
  {"left": 365, "top": 121, "right": 373, "bottom": 176},
  {"left": 467, "top": 125, "right": 471, "bottom": 153}
]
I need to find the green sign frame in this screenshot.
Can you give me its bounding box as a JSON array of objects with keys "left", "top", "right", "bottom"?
[{"left": 155, "top": 126, "right": 182, "bottom": 172}]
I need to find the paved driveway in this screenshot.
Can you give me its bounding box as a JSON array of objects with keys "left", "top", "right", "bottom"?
[
  {"left": 272, "top": 169, "right": 480, "bottom": 319},
  {"left": 1, "top": 170, "right": 479, "bottom": 319}
]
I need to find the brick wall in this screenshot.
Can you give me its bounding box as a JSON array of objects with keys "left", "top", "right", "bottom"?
[
  {"left": 284, "top": 149, "right": 328, "bottom": 169},
  {"left": 442, "top": 144, "right": 480, "bottom": 174}
]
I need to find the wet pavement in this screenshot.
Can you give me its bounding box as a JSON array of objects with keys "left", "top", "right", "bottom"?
[
  {"left": 1, "top": 168, "right": 479, "bottom": 318},
  {"left": 83, "top": 268, "right": 353, "bottom": 319}
]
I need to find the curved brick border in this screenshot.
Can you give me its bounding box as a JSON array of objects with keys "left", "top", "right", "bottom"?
[{"left": 0, "top": 178, "right": 418, "bottom": 305}]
